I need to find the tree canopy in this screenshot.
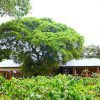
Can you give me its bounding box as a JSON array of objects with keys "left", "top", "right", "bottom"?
[
  {"left": 0, "top": 17, "right": 84, "bottom": 74},
  {"left": 0, "top": 0, "right": 31, "bottom": 17},
  {"left": 82, "top": 45, "right": 100, "bottom": 58}
]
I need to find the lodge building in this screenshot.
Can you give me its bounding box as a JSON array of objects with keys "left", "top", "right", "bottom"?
[
  {"left": 60, "top": 58, "right": 100, "bottom": 76},
  {"left": 0, "top": 60, "right": 22, "bottom": 79},
  {"left": 0, "top": 58, "right": 100, "bottom": 78}
]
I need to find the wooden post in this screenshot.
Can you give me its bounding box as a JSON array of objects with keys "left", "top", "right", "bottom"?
[
  {"left": 13, "top": 71, "right": 16, "bottom": 78},
  {"left": 1, "top": 71, "right": 3, "bottom": 77},
  {"left": 9, "top": 71, "right": 12, "bottom": 79},
  {"left": 6, "top": 71, "right": 8, "bottom": 79},
  {"left": 73, "top": 67, "right": 77, "bottom": 75},
  {"left": 0, "top": 71, "right": 1, "bottom": 76},
  {"left": 16, "top": 71, "right": 17, "bottom": 78},
  {"left": 97, "top": 67, "right": 100, "bottom": 74}
]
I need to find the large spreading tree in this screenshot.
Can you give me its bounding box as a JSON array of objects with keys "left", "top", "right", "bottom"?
[
  {"left": 0, "top": 0, "right": 31, "bottom": 17},
  {"left": 0, "top": 17, "right": 84, "bottom": 75}
]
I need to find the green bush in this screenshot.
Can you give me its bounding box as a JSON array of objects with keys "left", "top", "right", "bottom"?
[
  {"left": 0, "top": 74, "right": 100, "bottom": 100},
  {"left": 91, "top": 73, "right": 100, "bottom": 78}
]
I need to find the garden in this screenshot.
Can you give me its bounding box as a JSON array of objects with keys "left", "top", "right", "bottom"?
[{"left": 0, "top": 74, "right": 100, "bottom": 100}]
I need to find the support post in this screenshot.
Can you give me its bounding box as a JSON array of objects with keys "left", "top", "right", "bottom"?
[
  {"left": 9, "top": 71, "right": 12, "bottom": 79},
  {"left": 97, "top": 67, "right": 100, "bottom": 74},
  {"left": 6, "top": 71, "right": 8, "bottom": 79},
  {"left": 73, "top": 67, "right": 77, "bottom": 75}
]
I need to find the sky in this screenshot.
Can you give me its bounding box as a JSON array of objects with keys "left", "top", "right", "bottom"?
[{"left": 0, "top": 0, "right": 100, "bottom": 46}]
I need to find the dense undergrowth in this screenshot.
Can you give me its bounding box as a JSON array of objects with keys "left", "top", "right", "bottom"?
[{"left": 0, "top": 74, "right": 100, "bottom": 100}]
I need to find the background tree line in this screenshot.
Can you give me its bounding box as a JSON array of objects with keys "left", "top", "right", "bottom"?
[{"left": 82, "top": 45, "right": 100, "bottom": 58}]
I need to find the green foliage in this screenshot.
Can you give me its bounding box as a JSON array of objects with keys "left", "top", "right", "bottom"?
[
  {"left": 0, "top": 0, "right": 31, "bottom": 17},
  {"left": 91, "top": 73, "right": 100, "bottom": 78},
  {"left": 0, "top": 17, "right": 84, "bottom": 75},
  {"left": 0, "top": 75, "right": 100, "bottom": 99}
]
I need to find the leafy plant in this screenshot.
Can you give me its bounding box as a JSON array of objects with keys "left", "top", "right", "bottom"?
[{"left": 0, "top": 74, "right": 100, "bottom": 99}]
